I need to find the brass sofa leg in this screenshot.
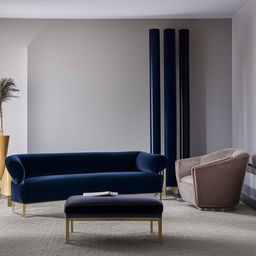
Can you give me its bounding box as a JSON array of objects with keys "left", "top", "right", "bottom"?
[
  {"left": 11, "top": 202, "right": 27, "bottom": 217},
  {"left": 22, "top": 204, "right": 26, "bottom": 218},
  {"left": 66, "top": 218, "right": 70, "bottom": 243},
  {"left": 158, "top": 219, "right": 163, "bottom": 243},
  {"left": 162, "top": 168, "right": 167, "bottom": 197},
  {"left": 7, "top": 196, "right": 12, "bottom": 207},
  {"left": 12, "top": 201, "right": 14, "bottom": 212}
]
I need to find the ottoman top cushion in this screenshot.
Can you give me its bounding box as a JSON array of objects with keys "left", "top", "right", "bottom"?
[{"left": 65, "top": 195, "right": 163, "bottom": 218}]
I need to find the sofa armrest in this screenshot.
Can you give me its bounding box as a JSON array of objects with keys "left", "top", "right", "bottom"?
[
  {"left": 136, "top": 152, "right": 168, "bottom": 174},
  {"left": 5, "top": 155, "right": 25, "bottom": 184}
]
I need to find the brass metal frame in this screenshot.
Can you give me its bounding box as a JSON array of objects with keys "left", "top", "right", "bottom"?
[
  {"left": 166, "top": 186, "right": 179, "bottom": 195},
  {"left": 162, "top": 169, "right": 180, "bottom": 197},
  {"left": 154, "top": 193, "right": 162, "bottom": 200},
  {"left": 12, "top": 201, "right": 26, "bottom": 218},
  {"left": 162, "top": 168, "right": 167, "bottom": 197},
  {"left": 1, "top": 194, "right": 12, "bottom": 207},
  {"left": 7, "top": 196, "right": 12, "bottom": 207},
  {"left": 65, "top": 217, "right": 163, "bottom": 244},
  {"left": 150, "top": 220, "right": 153, "bottom": 233}
]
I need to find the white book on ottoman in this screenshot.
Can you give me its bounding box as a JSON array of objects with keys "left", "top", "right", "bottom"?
[{"left": 82, "top": 191, "right": 118, "bottom": 197}]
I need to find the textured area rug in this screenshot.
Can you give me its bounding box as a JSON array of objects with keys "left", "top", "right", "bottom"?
[{"left": 0, "top": 197, "right": 255, "bottom": 256}]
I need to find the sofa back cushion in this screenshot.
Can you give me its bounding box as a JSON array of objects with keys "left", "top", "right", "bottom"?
[{"left": 17, "top": 152, "right": 140, "bottom": 179}]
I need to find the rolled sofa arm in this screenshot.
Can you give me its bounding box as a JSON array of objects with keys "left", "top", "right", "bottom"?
[
  {"left": 136, "top": 152, "right": 168, "bottom": 174},
  {"left": 5, "top": 155, "right": 25, "bottom": 184}
]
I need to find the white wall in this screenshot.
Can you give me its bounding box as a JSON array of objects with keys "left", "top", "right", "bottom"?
[
  {"left": 232, "top": 0, "right": 256, "bottom": 159},
  {"left": 0, "top": 19, "right": 232, "bottom": 156}
]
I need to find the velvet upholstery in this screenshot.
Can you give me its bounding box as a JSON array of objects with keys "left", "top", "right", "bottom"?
[
  {"left": 176, "top": 149, "right": 249, "bottom": 209},
  {"left": 6, "top": 151, "right": 167, "bottom": 204},
  {"left": 135, "top": 152, "right": 168, "bottom": 174},
  {"left": 65, "top": 195, "right": 163, "bottom": 218}
]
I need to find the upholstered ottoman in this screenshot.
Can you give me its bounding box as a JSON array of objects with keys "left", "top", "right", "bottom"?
[{"left": 64, "top": 195, "right": 163, "bottom": 243}]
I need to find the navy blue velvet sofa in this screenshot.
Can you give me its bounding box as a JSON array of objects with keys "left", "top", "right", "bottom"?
[{"left": 6, "top": 151, "right": 168, "bottom": 204}]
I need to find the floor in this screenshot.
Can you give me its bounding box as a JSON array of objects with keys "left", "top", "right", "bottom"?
[{"left": 0, "top": 197, "right": 255, "bottom": 256}]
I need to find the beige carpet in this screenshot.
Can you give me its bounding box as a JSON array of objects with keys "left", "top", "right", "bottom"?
[{"left": 0, "top": 197, "right": 256, "bottom": 256}]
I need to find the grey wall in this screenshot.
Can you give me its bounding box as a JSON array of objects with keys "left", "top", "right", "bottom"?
[
  {"left": 0, "top": 20, "right": 47, "bottom": 155},
  {"left": 232, "top": 0, "right": 256, "bottom": 205},
  {"left": 232, "top": 0, "right": 256, "bottom": 157},
  {"left": 27, "top": 19, "right": 232, "bottom": 155},
  {"left": 0, "top": 19, "right": 231, "bottom": 156},
  {"left": 28, "top": 20, "right": 232, "bottom": 155},
  {"left": 28, "top": 20, "right": 150, "bottom": 153}
]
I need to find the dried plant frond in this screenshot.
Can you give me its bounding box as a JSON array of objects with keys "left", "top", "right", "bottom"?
[
  {"left": 0, "top": 78, "right": 19, "bottom": 103},
  {"left": 0, "top": 78, "right": 19, "bottom": 135}
]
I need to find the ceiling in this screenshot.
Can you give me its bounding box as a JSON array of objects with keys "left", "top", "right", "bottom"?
[{"left": 0, "top": 0, "right": 251, "bottom": 19}]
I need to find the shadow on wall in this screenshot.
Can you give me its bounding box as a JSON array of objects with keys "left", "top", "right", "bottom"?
[{"left": 189, "top": 27, "right": 207, "bottom": 157}]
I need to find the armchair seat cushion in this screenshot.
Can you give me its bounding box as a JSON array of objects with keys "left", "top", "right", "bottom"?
[
  {"left": 181, "top": 175, "right": 193, "bottom": 185},
  {"left": 179, "top": 177, "right": 196, "bottom": 206},
  {"left": 12, "top": 171, "right": 163, "bottom": 204}
]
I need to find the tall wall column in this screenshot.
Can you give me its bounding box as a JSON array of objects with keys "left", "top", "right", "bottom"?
[
  {"left": 149, "top": 29, "right": 161, "bottom": 154},
  {"left": 179, "top": 29, "right": 190, "bottom": 159},
  {"left": 164, "top": 29, "right": 177, "bottom": 186}
]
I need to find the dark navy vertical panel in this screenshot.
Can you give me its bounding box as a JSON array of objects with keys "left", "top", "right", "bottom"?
[
  {"left": 179, "top": 29, "right": 190, "bottom": 159},
  {"left": 164, "top": 29, "right": 177, "bottom": 187},
  {"left": 149, "top": 29, "right": 161, "bottom": 154}
]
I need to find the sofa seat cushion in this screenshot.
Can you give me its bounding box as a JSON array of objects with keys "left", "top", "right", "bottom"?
[
  {"left": 13, "top": 171, "right": 162, "bottom": 204},
  {"left": 65, "top": 195, "right": 163, "bottom": 218},
  {"left": 178, "top": 180, "right": 196, "bottom": 206},
  {"left": 181, "top": 175, "right": 194, "bottom": 185}
]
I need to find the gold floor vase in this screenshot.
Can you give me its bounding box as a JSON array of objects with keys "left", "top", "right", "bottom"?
[
  {"left": 1, "top": 168, "right": 12, "bottom": 197},
  {"left": 0, "top": 135, "right": 9, "bottom": 179}
]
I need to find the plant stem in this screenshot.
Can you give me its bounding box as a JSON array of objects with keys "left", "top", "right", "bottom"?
[{"left": 0, "top": 104, "right": 3, "bottom": 135}]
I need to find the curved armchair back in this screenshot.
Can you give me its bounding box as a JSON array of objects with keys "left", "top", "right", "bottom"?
[{"left": 199, "top": 148, "right": 248, "bottom": 163}]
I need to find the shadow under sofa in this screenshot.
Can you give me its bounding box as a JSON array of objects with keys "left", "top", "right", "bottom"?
[{"left": 5, "top": 151, "right": 168, "bottom": 215}]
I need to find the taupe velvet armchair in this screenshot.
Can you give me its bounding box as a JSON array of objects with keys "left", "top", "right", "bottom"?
[{"left": 175, "top": 149, "right": 249, "bottom": 210}]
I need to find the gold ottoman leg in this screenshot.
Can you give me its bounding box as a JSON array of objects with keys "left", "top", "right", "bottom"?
[
  {"left": 150, "top": 220, "right": 153, "bottom": 233},
  {"left": 71, "top": 220, "right": 74, "bottom": 233},
  {"left": 158, "top": 219, "right": 163, "bottom": 243},
  {"left": 66, "top": 218, "right": 70, "bottom": 243}
]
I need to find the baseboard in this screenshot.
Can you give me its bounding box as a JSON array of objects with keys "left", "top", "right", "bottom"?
[
  {"left": 241, "top": 193, "right": 256, "bottom": 210},
  {"left": 241, "top": 164, "right": 256, "bottom": 210},
  {"left": 166, "top": 186, "right": 179, "bottom": 195}
]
